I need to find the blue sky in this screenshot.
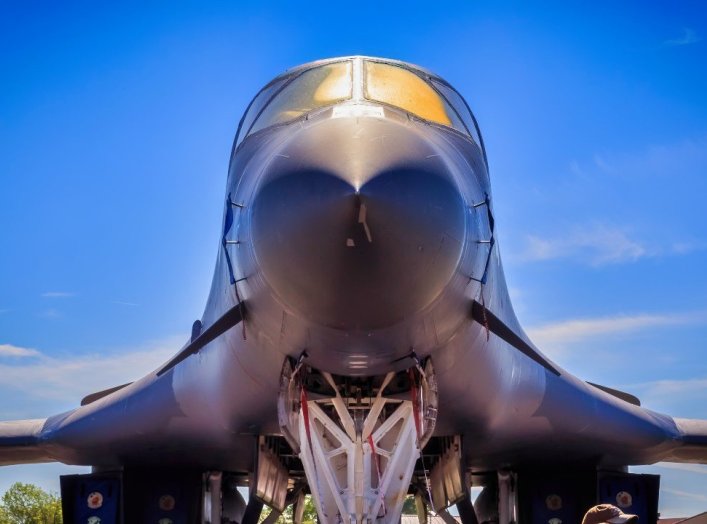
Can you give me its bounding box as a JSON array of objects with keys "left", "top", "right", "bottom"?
[{"left": 1, "top": 0, "right": 706, "bottom": 517}]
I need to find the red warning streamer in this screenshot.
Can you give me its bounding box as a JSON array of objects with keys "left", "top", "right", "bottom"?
[
  {"left": 409, "top": 369, "right": 422, "bottom": 440},
  {"left": 300, "top": 386, "right": 327, "bottom": 518},
  {"left": 301, "top": 387, "right": 315, "bottom": 464}
]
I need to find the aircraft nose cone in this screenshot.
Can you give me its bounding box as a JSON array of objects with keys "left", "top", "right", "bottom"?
[{"left": 250, "top": 117, "right": 466, "bottom": 330}]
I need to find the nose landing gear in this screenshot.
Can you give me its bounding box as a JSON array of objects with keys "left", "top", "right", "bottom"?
[{"left": 278, "top": 357, "right": 438, "bottom": 524}]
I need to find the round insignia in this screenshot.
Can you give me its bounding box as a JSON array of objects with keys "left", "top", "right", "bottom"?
[
  {"left": 549, "top": 519, "right": 562, "bottom": 524},
  {"left": 87, "top": 491, "right": 103, "bottom": 509},
  {"left": 158, "top": 519, "right": 173, "bottom": 524},
  {"left": 159, "top": 494, "right": 176, "bottom": 511},
  {"left": 616, "top": 491, "right": 633, "bottom": 508},
  {"left": 545, "top": 494, "right": 562, "bottom": 511},
  {"left": 87, "top": 517, "right": 102, "bottom": 524}
]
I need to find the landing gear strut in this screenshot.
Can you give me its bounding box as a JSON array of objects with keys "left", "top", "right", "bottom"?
[{"left": 278, "top": 358, "right": 438, "bottom": 524}]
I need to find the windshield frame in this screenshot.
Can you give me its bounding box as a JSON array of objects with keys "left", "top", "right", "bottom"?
[{"left": 232, "top": 56, "right": 488, "bottom": 172}]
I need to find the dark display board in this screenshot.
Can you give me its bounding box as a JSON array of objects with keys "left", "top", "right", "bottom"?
[
  {"left": 597, "top": 471, "right": 660, "bottom": 524},
  {"left": 61, "top": 472, "right": 122, "bottom": 524}
]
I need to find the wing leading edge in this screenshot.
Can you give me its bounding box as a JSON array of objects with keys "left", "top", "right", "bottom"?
[
  {"left": 666, "top": 418, "right": 707, "bottom": 463},
  {"left": 0, "top": 419, "right": 51, "bottom": 466}
]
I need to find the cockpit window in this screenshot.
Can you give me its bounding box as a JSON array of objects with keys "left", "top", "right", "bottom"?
[
  {"left": 430, "top": 79, "right": 482, "bottom": 148},
  {"left": 235, "top": 77, "right": 288, "bottom": 148},
  {"left": 364, "top": 61, "right": 466, "bottom": 134},
  {"left": 248, "top": 61, "right": 353, "bottom": 137},
  {"left": 235, "top": 58, "right": 485, "bottom": 155}
]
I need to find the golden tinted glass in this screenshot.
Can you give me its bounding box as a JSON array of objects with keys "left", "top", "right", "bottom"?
[
  {"left": 249, "top": 62, "right": 352, "bottom": 135},
  {"left": 236, "top": 78, "right": 287, "bottom": 147},
  {"left": 365, "top": 61, "right": 463, "bottom": 130},
  {"left": 431, "top": 79, "right": 481, "bottom": 146}
]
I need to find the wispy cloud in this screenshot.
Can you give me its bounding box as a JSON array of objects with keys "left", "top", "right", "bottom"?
[
  {"left": 0, "top": 335, "right": 183, "bottom": 407},
  {"left": 527, "top": 311, "right": 705, "bottom": 347},
  {"left": 593, "top": 154, "right": 615, "bottom": 173},
  {"left": 635, "top": 462, "right": 707, "bottom": 517},
  {"left": 39, "top": 308, "right": 62, "bottom": 319},
  {"left": 112, "top": 300, "right": 139, "bottom": 307},
  {"left": 631, "top": 377, "right": 707, "bottom": 396},
  {"left": 621, "top": 376, "right": 707, "bottom": 419},
  {"left": 664, "top": 28, "right": 701, "bottom": 47},
  {"left": 520, "top": 223, "right": 702, "bottom": 266},
  {"left": 521, "top": 224, "right": 650, "bottom": 266},
  {"left": 578, "top": 136, "right": 707, "bottom": 184},
  {"left": 671, "top": 241, "right": 702, "bottom": 254},
  {"left": 519, "top": 137, "right": 707, "bottom": 267},
  {"left": 568, "top": 160, "right": 583, "bottom": 177},
  {"left": 653, "top": 462, "right": 707, "bottom": 475},
  {"left": 565, "top": 136, "right": 707, "bottom": 186},
  {"left": 0, "top": 344, "right": 41, "bottom": 358},
  {"left": 41, "top": 292, "right": 75, "bottom": 298},
  {"left": 662, "top": 487, "right": 707, "bottom": 502}
]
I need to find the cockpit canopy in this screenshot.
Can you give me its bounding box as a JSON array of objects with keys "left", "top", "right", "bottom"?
[{"left": 234, "top": 57, "right": 485, "bottom": 153}]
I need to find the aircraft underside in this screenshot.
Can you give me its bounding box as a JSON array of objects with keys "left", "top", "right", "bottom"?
[{"left": 56, "top": 356, "right": 662, "bottom": 524}]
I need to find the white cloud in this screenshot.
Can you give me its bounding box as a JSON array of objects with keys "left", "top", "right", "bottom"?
[
  {"left": 0, "top": 335, "right": 183, "bottom": 407},
  {"left": 627, "top": 377, "right": 707, "bottom": 415},
  {"left": 569, "top": 135, "right": 707, "bottom": 181},
  {"left": 653, "top": 462, "right": 707, "bottom": 475},
  {"left": 664, "top": 28, "right": 701, "bottom": 47},
  {"left": 634, "top": 463, "right": 707, "bottom": 517},
  {"left": 662, "top": 487, "right": 707, "bottom": 502},
  {"left": 520, "top": 223, "right": 703, "bottom": 267},
  {"left": 0, "top": 344, "right": 41, "bottom": 358},
  {"left": 40, "top": 292, "right": 75, "bottom": 298},
  {"left": 525, "top": 311, "right": 707, "bottom": 370},
  {"left": 593, "top": 154, "right": 615, "bottom": 173},
  {"left": 39, "top": 309, "right": 61, "bottom": 319},
  {"left": 521, "top": 224, "right": 651, "bottom": 266},
  {"left": 671, "top": 241, "right": 703, "bottom": 255},
  {"left": 631, "top": 377, "right": 707, "bottom": 396},
  {"left": 598, "top": 136, "right": 707, "bottom": 179},
  {"left": 615, "top": 376, "right": 707, "bottom": 419},
  {"left": 526, "top": 311, "right": 704, "bottom": 347},
  {"left": 526, "top": 311, "right": 707, "bottom": 417},
  {"left": 568, "top": 159, "right": 584, "bottom": 177},
  {"left": 516, "top": 137, "right": 707, "bottom": 267},
  {"left": 111, "top": 300, "right": 139, "bottom": 307}
]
